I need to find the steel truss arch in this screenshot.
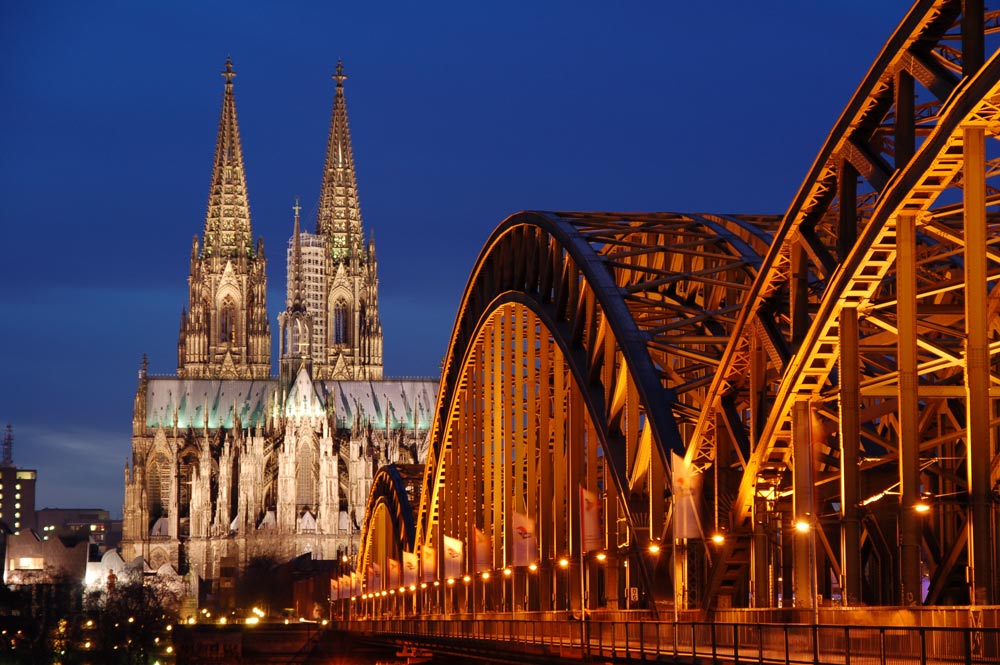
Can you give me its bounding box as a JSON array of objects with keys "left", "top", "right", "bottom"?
[
  {"left": 410, "top": 211, "right": 776, "bottom": 612},
  {"left": 355, "top": 0, "right": 1000, "bottom": 618},
  {"left": 691, "top": 0, "right": 1000, "bottom": 609},
  {"left": 358, "top": 463, "right": 423, "bottom": 587}
]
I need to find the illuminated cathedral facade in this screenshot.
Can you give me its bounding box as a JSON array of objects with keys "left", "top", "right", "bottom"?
[{"left": 120, "top": 60, "right": 435, "bottom": 588}]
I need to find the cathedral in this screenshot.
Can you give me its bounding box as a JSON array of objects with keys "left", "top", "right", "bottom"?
[{"left": 120, "top": 59, "right": 436, "bottom": 592}]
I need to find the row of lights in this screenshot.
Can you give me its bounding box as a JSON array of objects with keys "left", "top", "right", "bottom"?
[{"left": 354, "top": 548, "right": 658, "bottom": 600}]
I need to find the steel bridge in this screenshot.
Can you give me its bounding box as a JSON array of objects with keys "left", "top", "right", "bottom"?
[{"left": 334, "top": 1, "right": 1000, "bottom": 662}]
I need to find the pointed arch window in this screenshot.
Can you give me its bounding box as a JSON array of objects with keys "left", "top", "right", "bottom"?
[
  {"left": 333, "top": 300, "right": 349, "bottom": 345},
  {"left": 147, "top": 453, "right": 171, "bottom": 523},
  {"left": 296, "top": 319, "right": 308, "bottom": 355},
  {"left": 220, "top": 298, "right": 236, "bottom": 343}
]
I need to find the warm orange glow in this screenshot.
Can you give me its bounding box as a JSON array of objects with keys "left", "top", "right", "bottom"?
[
  {"left": 795, "top": 520, "right": 811, "bottom": 533},
  {"left": 503, "top": 567, "right": 512, "bottom": 576},
  {"left": 481, "top": 572, "right": 490, "bottom": 580},
  {"left": 446, "top": 578, "right": 455, "bottom": 586},
  {"left": 711, "top": 533, "right": 725, "bottom": 545},
  {"left": 915, "top": 501, "right": 931, "bottom": 513},
  {"left": 528, "top": 562, "right": 538, "bottom": 572},
  {"left": 595, "top": 552, "right": 607, "bottom": 562},
  {"left": 648, "top": 543, "right": 661, "bottom": 554},
  {"left": 462, "top": 574, "right": 471, "bottom": 583},
  {"left": 558, "top": 557, "right": 570, "bottom": 568},
  {"left": 420, "top": 582, "right": 427, "bottom": 589}
]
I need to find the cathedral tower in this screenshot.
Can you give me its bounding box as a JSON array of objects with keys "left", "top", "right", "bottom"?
[
  {"left": 281, "top": 61, "right": 383, "bottom": 381},
  {"left": 178, "top": 58, "right": 271, "bottom": 379},
  {"left": 278, "top": 199, "right": 313, "bottom": 385}
]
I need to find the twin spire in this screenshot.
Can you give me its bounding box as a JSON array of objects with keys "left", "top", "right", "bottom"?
[
  {"left": 318, "top": 60, "right": 363, "bottom": 260},
  {"left": 201, "top": 57, "right": 363, "bottom": 263},
  {"left": 202, "top": 57, "right": 253, "bottom": 259}
]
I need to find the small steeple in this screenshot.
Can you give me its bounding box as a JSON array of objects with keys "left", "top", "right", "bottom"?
[
  {"left": 317, "top": 59, "right": 363, "bottom": 258},
  {"left": 288, "top": 197, "right": 306, "bottom": 312},
  {"left": 203, "top": 57, "right": 254, "bottom": 259}
]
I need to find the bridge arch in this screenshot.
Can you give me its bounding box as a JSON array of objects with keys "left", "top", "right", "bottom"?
[
  {"left": 353, "top": 0, "right": 1000, "bottom": 621},
  {"left": 412, "top": 211, "right": 773, "bottom": 613},
  {"left": 358, "top": 464, "right": 423, "bottom": 591}
]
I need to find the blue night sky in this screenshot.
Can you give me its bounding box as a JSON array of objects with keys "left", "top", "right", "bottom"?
[{"left": 0, "top": 2, "right": 906, "bottom": 515}]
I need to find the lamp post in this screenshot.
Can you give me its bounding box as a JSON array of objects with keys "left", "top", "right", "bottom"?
[{"left": 795, "top": 513, "right": 819, "bottom": 665}]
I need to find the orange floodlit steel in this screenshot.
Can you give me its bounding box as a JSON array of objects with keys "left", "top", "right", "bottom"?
[{"left": 356, "top": 0, "right": 1000, "bottom": 619}]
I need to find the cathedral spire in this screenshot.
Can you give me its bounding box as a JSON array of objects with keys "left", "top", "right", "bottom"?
[
  {"left": 203, "top": 56, "right": 254, "bottom": 258},
  {"left": 289, "top": 197, "right": 306, "bottom": 311},
  {"left": 317, "top": 59, "right": 362, "bottom": 259}
]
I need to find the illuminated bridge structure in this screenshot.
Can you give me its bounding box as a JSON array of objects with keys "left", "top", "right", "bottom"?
[{"left": 340, "top": 1, "right": 1000, "bottom": 662}]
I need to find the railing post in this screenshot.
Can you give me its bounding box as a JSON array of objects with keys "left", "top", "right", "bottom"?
[
  {"left": 734, "top": 622, "right": 740, "bottom": 665},
  {"left": 784, "top": 625, "right": 791, "bottom": 665},
  {"left": 964, "top": 626, "right": 973, "bottom": 665},
  {"left": 712, "top": 622, "right": 718, "bottom": 664},
  {"left": 813, "top": 623, "right": 820, "bottom": 665},
  {"left": 919, "top": 626, "right": 926, "bottom": 665},
  {"left": 655, "top": 618, "right": 660, "bottom": 659},
  {"left": 880, "top": 627, "right": 886, "bottom": 665},
  {"left": 844, "top": 625, "right": 851, "bottom": 665},
  {"left": 758, "top": 624, "right": 763, "bottom": 665}
]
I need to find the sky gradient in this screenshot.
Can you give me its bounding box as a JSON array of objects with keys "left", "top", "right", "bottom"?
[{"left": 0, "top": 1, "right": 907, "bottom": 515}]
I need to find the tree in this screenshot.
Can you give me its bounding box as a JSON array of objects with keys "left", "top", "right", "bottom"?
[{"left": 83, "top": 569, "right": 180, "bottom": 665}]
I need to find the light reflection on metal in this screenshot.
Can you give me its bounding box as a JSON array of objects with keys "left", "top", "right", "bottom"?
[{"left": 355, "top": 0, "right": 1000, "bottom": 615}]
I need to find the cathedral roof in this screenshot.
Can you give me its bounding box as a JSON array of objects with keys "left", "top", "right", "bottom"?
[
  {"left": 202, "top": 57, "right": 254, "bottom": 259},
  {"left": 143, "top": 377, "right": 436, "bottom": 430}
]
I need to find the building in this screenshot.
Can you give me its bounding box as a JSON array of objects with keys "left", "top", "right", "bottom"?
[
  {"left": 0, "top": 427, "right": 37, "bottom": 535},
  {"left": 3, "top": 530, "right": 88, "bottom": 586},
  {"left": 35, "top": 508, "right": 122, "bottom": 557},
  {"left": 120, "top": 59, "right": 436, "bottom": 594}
]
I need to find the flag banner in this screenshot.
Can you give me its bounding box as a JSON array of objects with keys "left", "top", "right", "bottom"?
[
  {"left": 511, "top": 511, "right": 538, "bottom": 567},
  {"left": 367, "top": 562, "right": 382, "bottom": 591},
  {"left": 581, "top": 485, "right": 604, "bottom": 552},
  {"left": 403, "top": 551, "right": 418, "bottom": 586},
  {"left": 387, "top": 558, "right": 401, "bottom": 589},
  {"left": 421, "top": 545, "right": 437, "bottom": 582},
  {"left": 443, "top": 535, "right": 464, "bottom": 579},
  {"left": 672, "top": 451, "right": 703, "bottom": 539},
  {"left": 331, "top": 577, "right": 339, "bottom": 601},
  {"left": 340, "top": 576, "right": 349, "bottom": 599},
  {"left": 474, "top": 527, "right": 493, "bottom": 573},
  {"left": 351, "top": 571, "right": 360, "bottom": 596}
]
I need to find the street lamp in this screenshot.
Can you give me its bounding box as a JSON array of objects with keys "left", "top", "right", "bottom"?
[{"left": 794, "top": 514, "right": 820, "bottom": 630}]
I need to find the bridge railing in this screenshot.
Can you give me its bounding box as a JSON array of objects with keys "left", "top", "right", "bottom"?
[{"left": 338, "top": 616, "right": 1000, "bottom": 664}]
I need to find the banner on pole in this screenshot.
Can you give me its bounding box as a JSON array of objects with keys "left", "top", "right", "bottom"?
[
  {"left": 511, "top": 511, "right": 538, "bottom": 567},
  {"left": 387, "top": 558, "right": 401, "bottom": 589},
  {"left": 443, "top": 535, "right": 464, "bottom": 579},
  {"left": 403, "top": 551, "right": 418, "bottom": 587},
  {"left": 474, "top": 527, "right": 492, "bottom": 573},
  {"left": 421, "top": 545, "right": 437, "bottom": 582},
  {"left": 581, "top": 485, "right": 603, "bottom": 552},
  {"left": 672, "top": 451, "right": 703, "bottom": 539}
]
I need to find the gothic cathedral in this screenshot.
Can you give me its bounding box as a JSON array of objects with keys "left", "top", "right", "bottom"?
[{"left": 121, "top": 60, "right": 435, "bottom": 593}]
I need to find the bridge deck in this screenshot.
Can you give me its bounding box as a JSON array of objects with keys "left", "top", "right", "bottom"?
[{"left": 334, "top": 615, "right": 1000, "bottom": 665}]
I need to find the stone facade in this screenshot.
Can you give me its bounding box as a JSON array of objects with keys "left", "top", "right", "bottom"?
[{"left": 120, "top": 59, "right": 434, "bottom": 590}]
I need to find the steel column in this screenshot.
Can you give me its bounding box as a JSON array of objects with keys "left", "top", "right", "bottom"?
[
  {"left": 897, "top": 212, "right": 922, "bottom": 605},
  {"left": 838, "top": 306, "right": 862, "bottom": 606},
  {"left": 792, "top": 399, "right": 816, "bottom": 610},
  {"left": 963, "top": 126, "right": 994, "bottom": 605}
]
